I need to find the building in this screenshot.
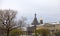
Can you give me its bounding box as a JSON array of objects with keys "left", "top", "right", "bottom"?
[
  {"left": 27, "top": 13, "right": 44, "bottom": 35},
  {"left": 27, "top": 13, "right": 60, "bottom": 36}
]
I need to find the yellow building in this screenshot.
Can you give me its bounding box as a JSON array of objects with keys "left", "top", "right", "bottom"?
[{"left": 36, "top": 23, "right": 60, "bottom": 32}]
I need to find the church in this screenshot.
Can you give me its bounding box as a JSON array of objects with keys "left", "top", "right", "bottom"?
[{"left": 27, "top": 13, "right": 60, "bottom": 35}]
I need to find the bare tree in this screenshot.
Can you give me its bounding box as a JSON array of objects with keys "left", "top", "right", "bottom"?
[
  {"left": 18, "top": 17, "right": 27, "bottom": 29},
  {"left": 17, "top": 17, "right": 27, "bottom": 36},
  {"left": 0, "top": 9, "right": 17, "bottom": 36}
]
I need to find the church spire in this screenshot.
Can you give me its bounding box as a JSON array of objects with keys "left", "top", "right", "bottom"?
[
  {"left": 35, "top": 13, "right": 36, "bottom": 18},
  {"left": 32, "top": 13, "right": 39, "bottom": 25}
]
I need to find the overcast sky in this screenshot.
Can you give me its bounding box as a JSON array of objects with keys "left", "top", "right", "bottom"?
[{"left": 0, "top": 0, "right": 60, "bottom": 23}]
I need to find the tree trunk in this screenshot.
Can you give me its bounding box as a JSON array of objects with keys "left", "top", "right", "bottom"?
[{"left": 7, "top": 29, "right": 9, "bottom": 36}]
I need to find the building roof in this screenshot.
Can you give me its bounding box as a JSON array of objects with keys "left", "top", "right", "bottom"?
[{"left": 32, "top": 13, "right": 39, "bottom": 25}]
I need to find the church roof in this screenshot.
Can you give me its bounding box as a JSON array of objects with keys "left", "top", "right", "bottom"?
[{"left": 32, "top": 13, "right": 39, "bottom": 25}]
